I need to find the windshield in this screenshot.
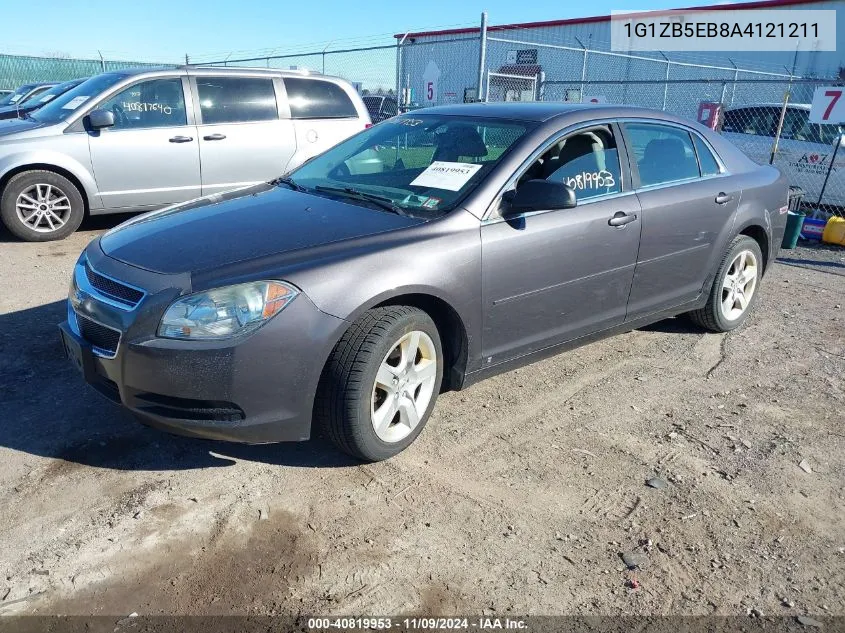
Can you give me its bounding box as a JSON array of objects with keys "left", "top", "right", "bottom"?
[
  {"left": 19, "top": 81, "right": 77, "bottom": 107},
  {"left": 0, "top": 85, "right": 35, "bottom": 108},
  {"left": 30, "top": 73, "right": 128, "bottom": 124},
  {"left": 289, "top": 114, "right": 533, "bottom": 216}
]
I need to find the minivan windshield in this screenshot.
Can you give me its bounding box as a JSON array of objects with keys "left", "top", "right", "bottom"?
[
  {"left": 30, "top": 73, "right": 130, "bottom": 124},
  {"left": 288, "top": 115, "right": 533, "bottom": 216}
]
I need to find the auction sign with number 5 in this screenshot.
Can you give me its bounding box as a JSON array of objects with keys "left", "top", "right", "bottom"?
[{"left": 810, "top": 87, "right": 845, "bottom": 124}]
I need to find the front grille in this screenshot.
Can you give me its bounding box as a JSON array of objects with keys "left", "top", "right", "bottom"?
[
  {"left": 85, "top": 264, "right": 144, "bottom": 308},
  {"left": 76, "top": 314, "right": 120, "bottom": 356}
]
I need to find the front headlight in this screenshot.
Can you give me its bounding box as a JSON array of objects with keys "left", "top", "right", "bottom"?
[{"left": 158, "top": 280, "right": 298, "bottom": 340}]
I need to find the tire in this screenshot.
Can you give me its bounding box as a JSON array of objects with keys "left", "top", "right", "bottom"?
[
  {"left": 315, "top": 306, "right": 444, "bottom": 462},
  {"left": 688, "top": 235, "right": 763, "bottom": 332},
  {"left": 1, "top": 170, "right": 85, "bottom": 242}
]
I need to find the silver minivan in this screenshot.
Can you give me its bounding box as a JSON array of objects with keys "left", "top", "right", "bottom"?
[{"left": 0, "top": 67, "right": 371, "bottom": 241}]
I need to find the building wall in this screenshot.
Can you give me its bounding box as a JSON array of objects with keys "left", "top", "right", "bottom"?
[{"left": 399, "top": 0, "right": 843, "bottom": 115}]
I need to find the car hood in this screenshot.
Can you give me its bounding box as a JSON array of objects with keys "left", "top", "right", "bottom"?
[
  {"left": 100, "top": 183, "right": 427, "bottom": 275},
  {"left": 0, "top": 116, "right": 49, "bottom": 137}
]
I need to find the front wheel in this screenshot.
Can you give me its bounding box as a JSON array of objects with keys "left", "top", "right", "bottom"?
[
  {"left": 0, "top": 170, "right": 85, "bottom": 241},
  {"left": 316, "top": 306, "right": 444, "bottom": 461},
  {"left": 688, "top": 235, "right": 763, "bottom": 332}
]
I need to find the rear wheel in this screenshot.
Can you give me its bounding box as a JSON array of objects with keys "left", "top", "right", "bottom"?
[
  {"left": 688, "top": 235, "right": 763, "bottom": 332},
  {"left": 316, "top": 306, "right": 443, "bottom": 461},
  {"left": 0, "top": 170, "right": 85, "bottom": 242}
]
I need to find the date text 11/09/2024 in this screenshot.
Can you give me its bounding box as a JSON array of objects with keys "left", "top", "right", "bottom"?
[{"left": 306, "top": 617, "right": 528, "bottom": 630}]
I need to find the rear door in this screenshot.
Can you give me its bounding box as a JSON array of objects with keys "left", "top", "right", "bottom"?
[
  {"left": 192, "top": 74, "right": 297, "bottom": 195},
  {"left": 622, "top": 121, "right": 741, "bottom": 318},
  {"left": 283, "top": 77, "right": 367, "bottom": 169},
  {"left": 87, "top": 75, "right": 201, "bottom": 209}
]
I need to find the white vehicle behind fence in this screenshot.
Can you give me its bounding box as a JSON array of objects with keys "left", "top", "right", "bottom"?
[{"left": 721, "top": 103, "right": 845, "bottom": 210}]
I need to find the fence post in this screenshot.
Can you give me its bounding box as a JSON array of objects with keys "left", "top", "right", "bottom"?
[
  {"left": 660, "top": 52, "right": 670, "bottom": 111},
  {"left": 729, "top": 60, "right": 738, "bottom": 106},
  {"left": 769, "top": 88, "right": 791, "bottom": 165},
  {"left": 97, "top": 51, "right": 105, "bottom": 72},
  {"left": 477, "top": 12, "right": 488, "bottom": 102},
  {"left": 396, "top": 33, "right": 409, "bottom": 110}
]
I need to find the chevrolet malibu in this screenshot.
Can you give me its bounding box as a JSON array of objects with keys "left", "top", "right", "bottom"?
[{"left": 60, "top": 103, "right": 789, "bottom": 461}]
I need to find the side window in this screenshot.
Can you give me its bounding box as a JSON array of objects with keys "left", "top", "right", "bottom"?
[
  {"left": 692, "top": 134, "right": 721, "bottom": 176},
  {"left": 97, "top": 78, "right": 187, "bottom": 130},
  {"left": 382, "top": 99, "right": 398, "bottom": 117},
  {"left": 284, "top": 78, "right": 358, "bottom": 119},
  {"left": 782, "top": 107, "right": 813, "bottom": 142},
  {"left": 625, "top": 122, "right": 700, "bottom": 187},
  {"left": 722, "top": 109, "right": 746, "bottom": 134},
  {"left": 722, "top": 107, "right": 778, "bottom": 137},
  {"left": 541, "top": 127, "right": 621, "bottom": 201},
  {"left": 196, "top": 77, "right": 277, "bottom": 124}
]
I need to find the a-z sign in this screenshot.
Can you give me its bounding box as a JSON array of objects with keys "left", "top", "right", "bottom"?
[{"left": 809, "top": 87, "right": 845, "bottom": 124}]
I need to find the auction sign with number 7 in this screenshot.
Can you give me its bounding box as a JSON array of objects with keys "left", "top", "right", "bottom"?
[{"left": 809, "top": 87, "right": 845, "bottom": 124}]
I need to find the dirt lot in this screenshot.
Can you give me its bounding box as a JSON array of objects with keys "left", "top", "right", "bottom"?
[{"left": 0, "top": 217, "right": 843, "bottom": 619}]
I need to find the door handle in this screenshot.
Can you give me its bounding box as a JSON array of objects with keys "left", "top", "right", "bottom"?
[
  {"left": 203, "top": 133, "right": 227, "bottom": 141},
  {"left": 715, "top": 192, "right": 734, "bottom": 204},
  {"left": 169, "top": 135, "right": 193, "bottom": 143},
  {"left": 608, "top": 211, "right": 638, "bottom": 227}
]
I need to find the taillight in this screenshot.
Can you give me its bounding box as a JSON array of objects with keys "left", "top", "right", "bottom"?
[{"left": 365, "top": 123, "right": 373, "bottom": 128}]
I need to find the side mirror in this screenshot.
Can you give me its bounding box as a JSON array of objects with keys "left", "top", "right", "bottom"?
[
  {"left": 504, "top": 179, "right": 577, "bottom": 215},
  {"left": 86, "top": 109, "right": 115, "bottom": 130}
]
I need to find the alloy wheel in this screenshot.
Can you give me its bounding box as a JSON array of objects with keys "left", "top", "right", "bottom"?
[
  {"left": 371, "top": 330, "right": 438, "bottom": 443},
  {"left": 720, "top": 249, "right": 758, "bottom": 321},
  {"left": 15, "top": 183, "right": 72, "bottom": 233}
]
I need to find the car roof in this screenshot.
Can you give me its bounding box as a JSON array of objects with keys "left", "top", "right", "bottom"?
[
  {"left": 727, "top": 103, "right": 810, "bottom": 110},
  {"left": 111, "top": 65, "right": 337, "bottom": 80},
  {"left": 402, "top": 102, "right": 696, "bottom": 123}
]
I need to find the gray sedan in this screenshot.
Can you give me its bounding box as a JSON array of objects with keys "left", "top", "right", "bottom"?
[{"left": 60, "top": 103, "right": 788, "bottom": 461}]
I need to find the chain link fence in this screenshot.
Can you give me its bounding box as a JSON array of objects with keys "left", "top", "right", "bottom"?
[
  {"left": 474, "top": 35, "right": 843, "bottom": 216},
  {"left": 200, "top": 44, "right": 398, "bottom": 95},
  {"left": 0, "top": 54, "right": 170, "bottom": 89},
  {"left": 3, "top": 21, "right": 845, "bottom": 216}
]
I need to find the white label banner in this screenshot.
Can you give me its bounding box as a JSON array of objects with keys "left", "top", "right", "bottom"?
[{"left": 611, "top": 9, "right": 836, "bottom": 52}]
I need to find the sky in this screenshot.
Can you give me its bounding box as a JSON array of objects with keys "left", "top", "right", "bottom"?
[{"left": 1, "top": 0, "right": 758, "bottom": 64}]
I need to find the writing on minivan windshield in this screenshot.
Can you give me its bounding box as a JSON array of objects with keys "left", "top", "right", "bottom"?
[{"left": 289, "top": 115, "right": 533, "bottom": 215}]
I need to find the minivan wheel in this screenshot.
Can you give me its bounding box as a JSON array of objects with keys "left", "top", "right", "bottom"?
[
  {"left": 316, "top": 306, "right": 444, "bottom": 462},
  {"left": 688, "top": 235, "right": 763, "bottom": 332},
  {"left": 1, "top": 170, "right": 85, "bottom": 242}
]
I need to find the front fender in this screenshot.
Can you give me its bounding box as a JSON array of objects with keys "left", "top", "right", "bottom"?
[{"left": 0, "top": 149, "right": 101, "bottom": 209}]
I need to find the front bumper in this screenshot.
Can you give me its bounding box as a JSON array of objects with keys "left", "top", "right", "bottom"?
[{"left": 60, "top": 242, "right": 348, "bottom": 443}]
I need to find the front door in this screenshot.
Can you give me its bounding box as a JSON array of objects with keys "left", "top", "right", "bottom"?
[
  {"left": 622, "top": 121, "right": 741, "bottom": 317},
  {"left": 193, "top": 75, "right": 297, "bottom": 195},
  {"left": 88, "top": 76, "right": 201, "bottom": 210},
  {"left": 481, "top": 124, "right": 642, "bottom": 364}
]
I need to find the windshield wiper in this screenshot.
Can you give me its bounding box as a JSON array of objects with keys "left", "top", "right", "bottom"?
[
  {"left": 269, "top": 175, "right": 306, "bottom": 191},
  {"left": 313, "top": 186, "right": 407, "bottom": 216}
]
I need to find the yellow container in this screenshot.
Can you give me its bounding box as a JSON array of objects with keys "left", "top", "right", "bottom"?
[{"left": 822, "top": 216, "right": 845, "bottom": 246}]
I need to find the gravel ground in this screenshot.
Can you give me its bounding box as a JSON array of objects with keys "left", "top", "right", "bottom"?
[{"left": 0, "top": 217, "right": 843, "bottom": 618}]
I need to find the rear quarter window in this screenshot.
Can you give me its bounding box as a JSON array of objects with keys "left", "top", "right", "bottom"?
[
  {"left": 284, "top": 78, "right": 358, "bottom": 119},
  {"left": 693, "top": 134, "right": 721, "bottom": 176}
]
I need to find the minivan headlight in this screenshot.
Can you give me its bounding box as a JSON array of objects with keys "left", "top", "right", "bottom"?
[{"left": 158, "top": 281, "right": 298, "bottom": 340}]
